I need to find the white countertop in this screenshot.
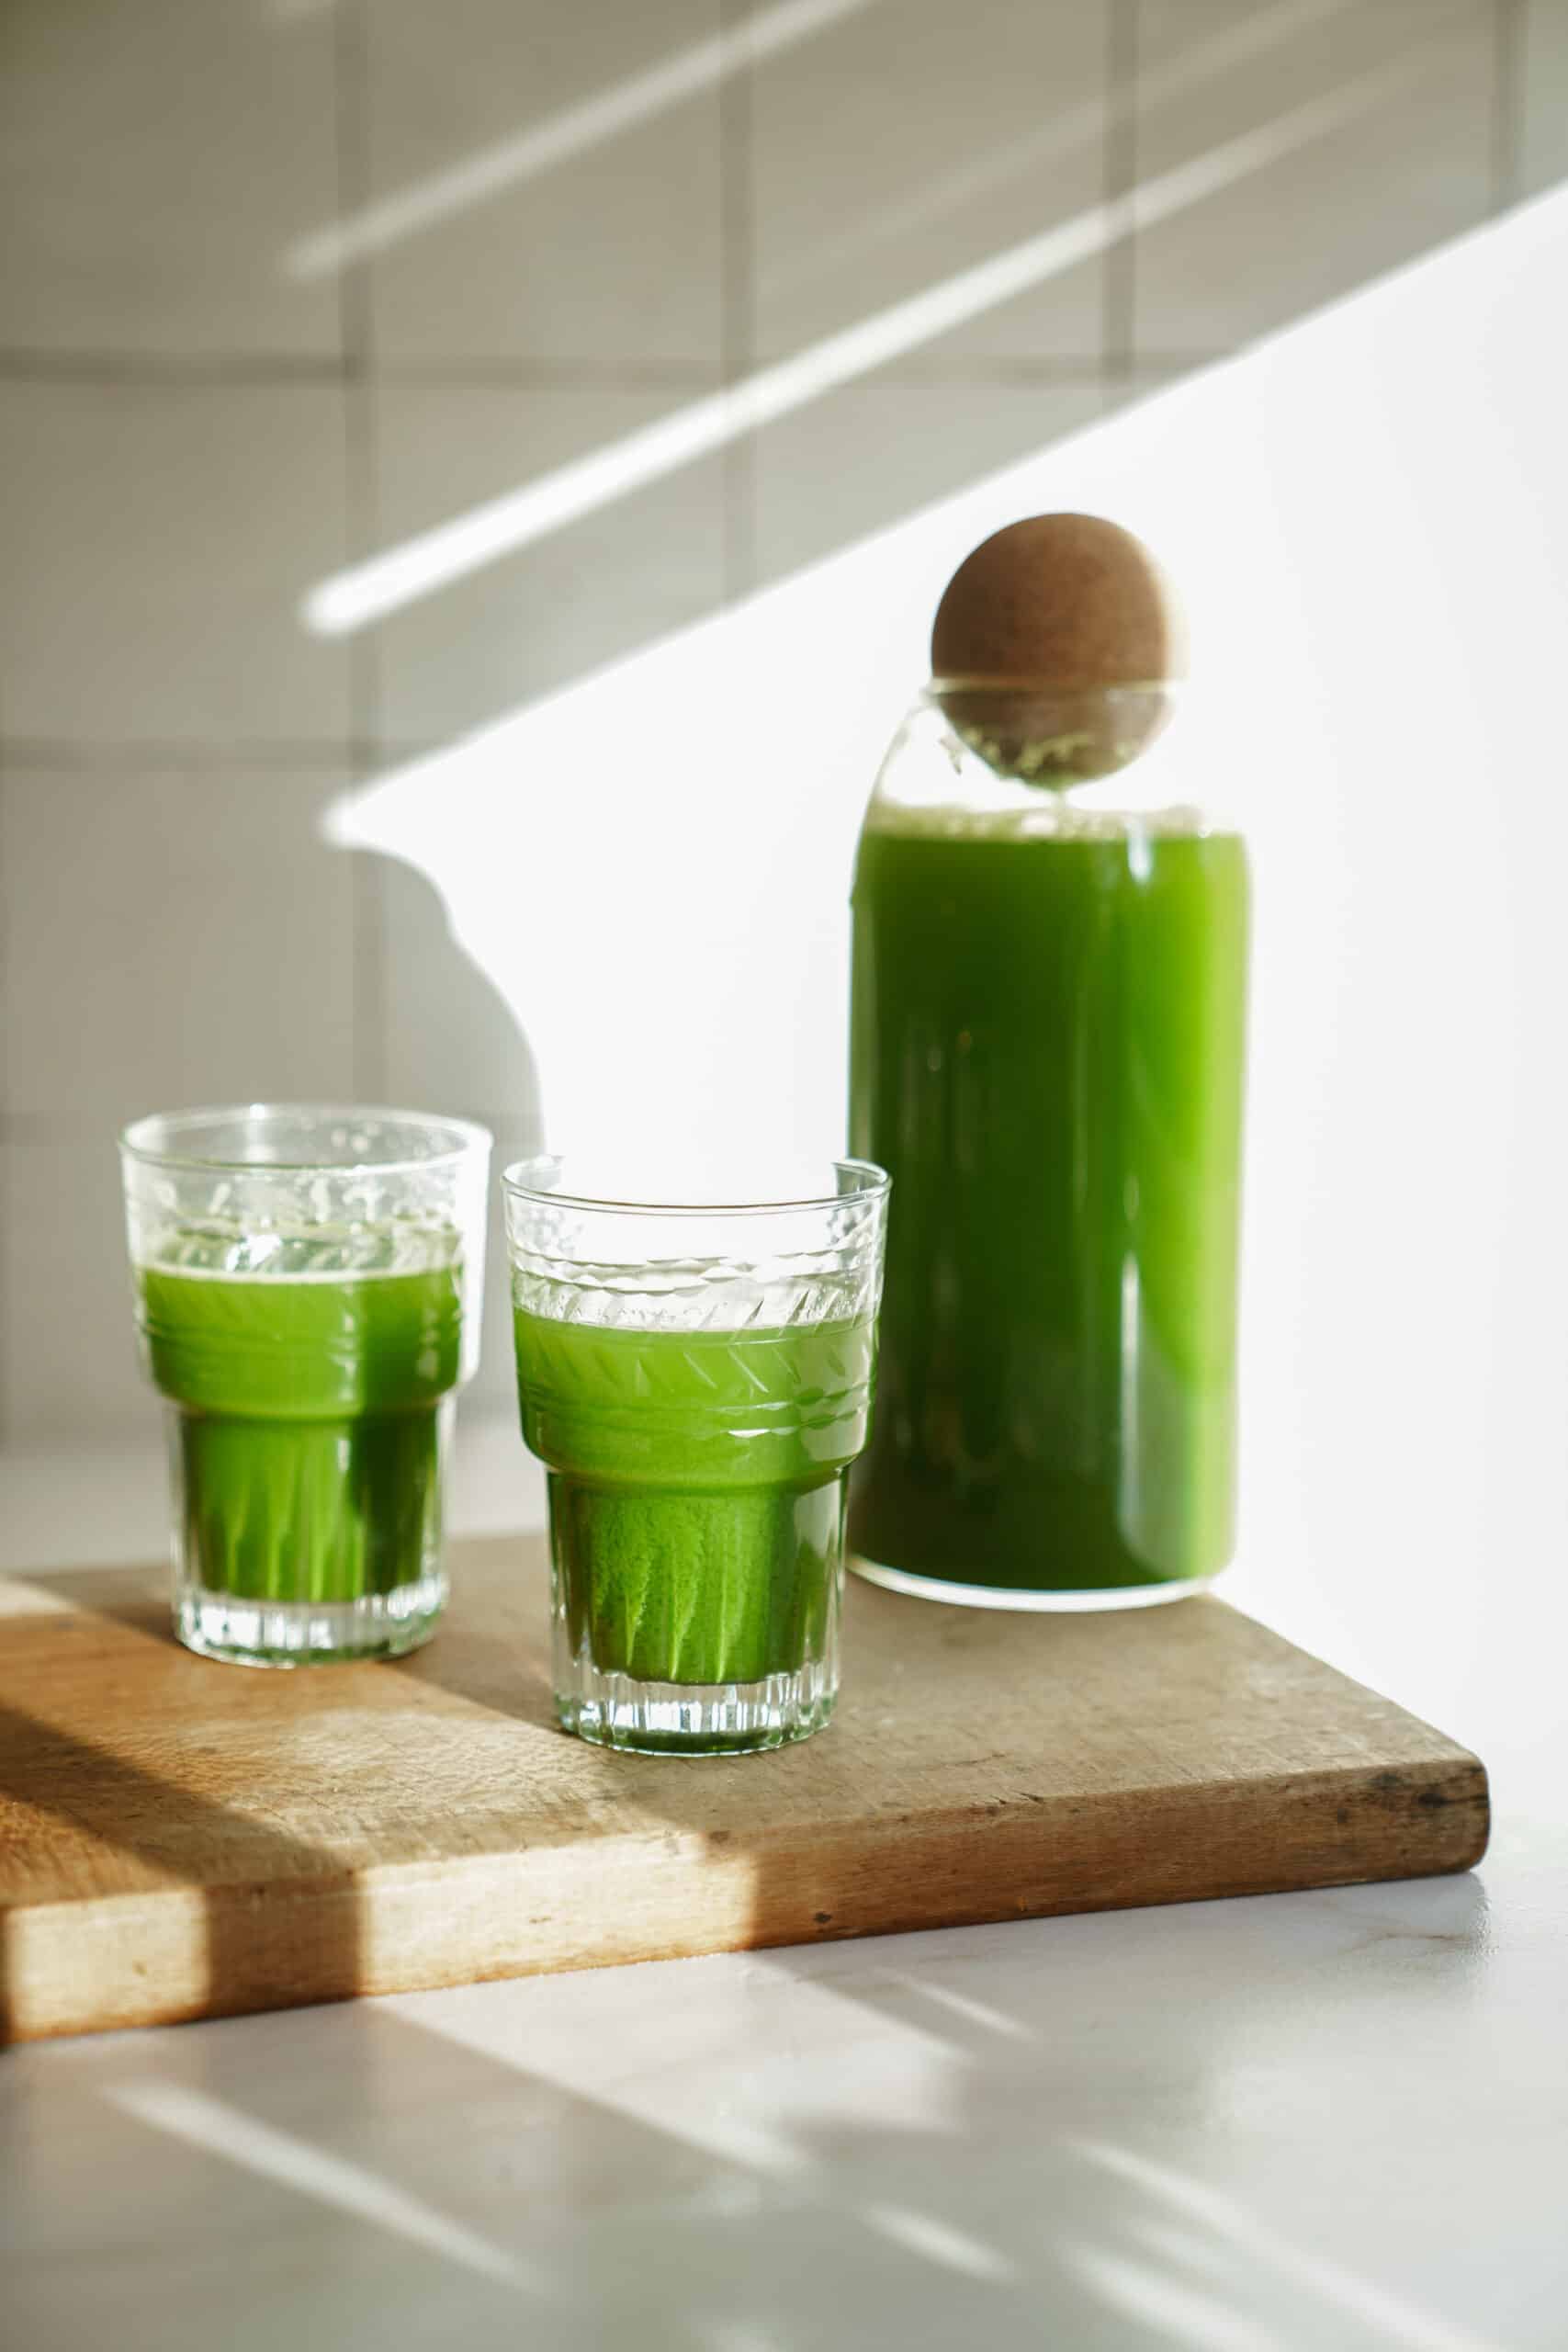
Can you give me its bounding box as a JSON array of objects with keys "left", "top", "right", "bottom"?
[{"left": 3, "top": 1421, "right": 1564, "bottom": 2352}]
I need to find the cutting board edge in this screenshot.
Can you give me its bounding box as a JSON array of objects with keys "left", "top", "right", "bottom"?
[{"left": 0, "top": 1747, "right": 1489, "bottom": 2044}]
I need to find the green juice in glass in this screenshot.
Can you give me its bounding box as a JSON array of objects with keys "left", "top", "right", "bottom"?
[
  {"left": 849, "top": 809, "right": 1247, "bottom": 1597},
  {"left": 138, "top": 1250, "right": 463, "bottom": 1632},
  {"left": 513, "top": 1310, "right": 877, "bottom": 1713}
]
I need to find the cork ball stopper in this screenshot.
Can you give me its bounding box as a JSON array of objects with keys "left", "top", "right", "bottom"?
[{"left": 930, "top": 514, "right": 1185, "bottom": 783}]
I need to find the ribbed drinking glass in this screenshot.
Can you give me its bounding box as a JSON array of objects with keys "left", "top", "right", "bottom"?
[
  {"left": 505, "top": 1156, "right": 889, "bottom": 1754},
  {"left": 120, "top": 1103, "right": 491, "bottom": 1665}
]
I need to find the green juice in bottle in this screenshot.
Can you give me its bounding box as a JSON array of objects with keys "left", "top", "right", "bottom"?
[{"left": 847, "top": 514, "right": 1249, "bottom": 1605}]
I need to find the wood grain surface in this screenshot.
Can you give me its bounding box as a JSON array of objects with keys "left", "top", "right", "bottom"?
[{"left": 0, "top": 1536, "right": 1489, "bottom": 2042}]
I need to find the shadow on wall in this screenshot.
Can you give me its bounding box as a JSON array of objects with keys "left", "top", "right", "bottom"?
[
  {"left": 359, "top": 850, "right": 542, "bottom": 1139},
  {"left": 355, "top": 849, "right": 543, "bottom": 1412}
]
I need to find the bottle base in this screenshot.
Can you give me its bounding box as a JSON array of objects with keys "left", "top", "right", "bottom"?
[
  {"left": 175, "top": 1570, "right": 448, "bottom": 1666},
  {"left": 850, "top": 1556, "right": 1224, "bottom": 1612},
  {"left": 554, "top": 1651, "right": 836, "bottom": 1755}
]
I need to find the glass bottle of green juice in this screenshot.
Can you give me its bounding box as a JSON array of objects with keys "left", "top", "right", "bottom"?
[{"left": 847, "top": 515, "right": 1249, "bottom": 1608}]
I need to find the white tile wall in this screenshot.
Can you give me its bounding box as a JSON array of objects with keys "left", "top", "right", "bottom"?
[
  {"left": 368, "top": 385, "right": 728, "bottom": 742},
  {"left": 0, "top": 383, "right": 353, "bottom": 748},
  {"left": 0, "top": 0, "right": 1549, "bottom": 1445},
  {"left": 362, "top": 0, "right": 725, "bottom": 368},
  {"left": 1132, "top": 0, "right": 1497, "bottom": 357},
  {"left": 1, "top": 770, "right": 355, "bottom": 1132},
  {"left": 751, "top": 381, "right": 1104, "bottom": 583},
  {"left": 0, "top": 0, "right": 341, "bottom": 360},
  {"left": 750, "top": 0, "right": 1109, "bottom": 366},
  {"left": 1521, "top": 0, "right": 1568, "bottom": 197},
  {"left": 1, "top": 1141, "right": 147, "bottom": 1439}
]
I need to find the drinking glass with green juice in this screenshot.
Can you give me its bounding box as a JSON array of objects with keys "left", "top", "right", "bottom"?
[
  {"left": 848, "top": 515, "right": 1249, "bottom": 1607},
  {"left": 506, "top": 1156, "right": 889, "bottom": 1754},
  {"left": 120, "top": 1105, "right": 491, "bottom": 1664}
]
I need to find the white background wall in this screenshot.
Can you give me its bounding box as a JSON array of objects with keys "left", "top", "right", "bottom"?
[{"left": 4, "top": 0, "right": 1567, "bottom": 1757}]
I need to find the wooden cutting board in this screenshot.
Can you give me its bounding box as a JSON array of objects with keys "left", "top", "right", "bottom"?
[{"left": 0, "top": 1536, "right": 1488, "bottom": 2042}]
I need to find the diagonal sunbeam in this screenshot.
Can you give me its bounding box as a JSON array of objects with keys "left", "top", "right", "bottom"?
[
  {"left": 108, "top": 2081, "right": 536, "bottom": 2290},
  {"left": 1076, "top": 2142, "right": 1501, "bottom": 2352},
  {"left": 286, "top": 0, "right": 879, "bottom": 282},
  {"left": 760, "top": 0, "right": 1372, "bottom": 305},
  {"left": 302, "top": 50, "right": 1445, "bottom": 641}
]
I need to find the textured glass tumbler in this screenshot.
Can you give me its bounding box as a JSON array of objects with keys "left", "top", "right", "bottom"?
[
  {"left": 120, "top": 1105, "right": 491, "bottom": 1666},
  {"left": 505, "top": 1157, "right": 889, "bottom": 1755}
]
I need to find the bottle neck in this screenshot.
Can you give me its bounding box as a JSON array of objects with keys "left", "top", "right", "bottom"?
[
  {"left": 928, "top": 678, "right": 1175, "bottom": 785},
  {"left": 865, "top": 688, "right": 1230, "bottom": 836}
]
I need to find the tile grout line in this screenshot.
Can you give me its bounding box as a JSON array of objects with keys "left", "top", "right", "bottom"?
[
  {"left": 1, "top": 550, "right": 9, "bottom": 1453},
  {"left": 0, "top": 350, "right": 348, "bottom": 386},
  {"left": 1101, "top": 0, "right": 1140, "bottom": 397},
  {"left": 0, "top": 349, "right": 1142, "bottom": 391},
  {"left": 0, "top": 349, "right": 726, "bottom": 390},
  {"left": 0, "top": 752, "right": 9, "bottom": 1444},
  {"left": 0, "top": 738, "right": 429, "bottom": 774},
  {"left": 333, "top": 0, "right": 389, "bottom": 1105},
  {"left": 718, "top": 0, "right": 757, "bottom": 603},
  {"left": 1489, "top": 0, "right": 1524, "bottom": 213}
]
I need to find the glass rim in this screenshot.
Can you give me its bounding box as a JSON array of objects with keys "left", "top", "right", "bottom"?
[
  {"left": 502, "top": 1153, "right": 889, "bottom": 1217},
  {"left": 118, "top": 1102, "right": 493, "bottom": 1177}
]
